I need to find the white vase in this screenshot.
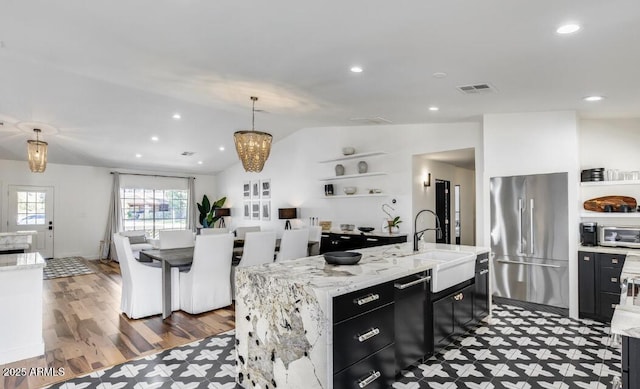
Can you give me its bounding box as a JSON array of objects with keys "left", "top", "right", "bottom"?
[{"left": 357, "top": 161, "right": 368, "bottom": 174}]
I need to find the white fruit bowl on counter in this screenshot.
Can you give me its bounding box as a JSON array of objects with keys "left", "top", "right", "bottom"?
[{"left": 408, "top": 250, "right": 477, "bottom": 293}]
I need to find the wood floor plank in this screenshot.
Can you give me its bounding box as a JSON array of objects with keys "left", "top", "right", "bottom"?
[{"left": 0, "top": 258, "right": 235, "bottom": 389}]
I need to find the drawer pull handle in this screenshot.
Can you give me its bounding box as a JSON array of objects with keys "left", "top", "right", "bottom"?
[
  {"left": 454, "top": 293, "right": 464, "bottom": 301},
  {"left": 611, "top": 277, "right": 618, "bottom": 283},
  {"left": 612, "top": 258, "right": 619, "bottom": 264},
  {"left": 358, "top": 370, "right": 381, "bottom": 388},
  {"left": 357, "top": 328, "right": 380, "bottom": 342},
  {"left": 355, "top": 293, "right": 380, "bottom": 306},
  {"left": 366, "top": 238, "right": 379, "bottom": 242},
  {"left": 480, "top": 269, "right": 489, "bottom": 275},
  {"left": 340, "top": 236, "right": 351, "bottom": 240},
  {"left": 395, "top": 276, "right": 431, "bottom": 290},
  {"left": 583, "top": 256, "right": 590, "bottom": 261},
  {"left": 479, "top": 258, "right": 489, "bottom": 264}
]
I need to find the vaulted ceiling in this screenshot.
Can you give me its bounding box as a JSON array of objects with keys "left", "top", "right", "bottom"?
[{"left": 1, "top": 1, "right": 639, "bottom": 173}]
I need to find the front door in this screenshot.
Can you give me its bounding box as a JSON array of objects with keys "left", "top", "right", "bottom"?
[{"left": 7, "top": 185, "right": 54, "bottom": 258}]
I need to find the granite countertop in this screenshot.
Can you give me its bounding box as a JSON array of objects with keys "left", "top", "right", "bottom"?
[
  {"left": 578, "top": 245, "right": 640, "bottom": 256},
  {"left": 0, "top": 231, "right": 37, "bottom": 236},
  {"left": 612, "top": 254, "right": 640, "bottom": 338},
  {"left": 236, "top": 242, "right": 489, "bottom": 298},
  {"left": 0, "top": 252, "right": 46, "bottom": 271}
]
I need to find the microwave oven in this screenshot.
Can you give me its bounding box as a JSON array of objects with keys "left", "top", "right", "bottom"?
[{"left": 599, "top": 226, "right": 640, "bottom": 248}]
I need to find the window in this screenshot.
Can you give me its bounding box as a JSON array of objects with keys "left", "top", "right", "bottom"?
[
  {"left": 16, "top": 191, "right": 46, "bottom": 225},
  {"left": 120, "top": 188, "right": 188, "bottom": 237}
]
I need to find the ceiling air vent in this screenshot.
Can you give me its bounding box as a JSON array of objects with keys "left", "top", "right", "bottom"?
[
  {"left": 181, "top": 151, "right": 195, "bottom": 156},
  {"left": 456, "top": 83, "right": 496, "bottom": 94},
  {"left": 349, "top": 117, "right": 393, "bottom": 125}
]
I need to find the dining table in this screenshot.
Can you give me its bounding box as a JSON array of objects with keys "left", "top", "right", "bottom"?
[{"left": 139, "top": 239, "right": 320, "bottom": 320}]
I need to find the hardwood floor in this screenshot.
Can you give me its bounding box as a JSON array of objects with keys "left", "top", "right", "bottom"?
[{"left": 0, "top": 259, "right": 235, "bottom": 389}]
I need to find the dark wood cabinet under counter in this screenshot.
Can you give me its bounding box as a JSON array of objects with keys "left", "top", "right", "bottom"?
[
  {"left": 320, "top": 232, "right": 407, "bottom": 254},
  {"left": 578, "top": 250, "right": 626, "bottom": 322}
]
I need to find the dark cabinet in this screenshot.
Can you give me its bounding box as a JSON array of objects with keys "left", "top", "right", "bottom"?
[
  {"left": 333, "top": 281, "right": 395, "bottom": 388},
  {"left": 321, "top": 233, "right": 407, "bottom": 254},
  {"left": 432, "top": 282, "right": 475, "bottom": 352},
  {"left": 473, "top": 253, "right": 490, "bottom": 322},
  {"left": 578, "top": 251, "right": 625, "bottom": 322},
  {"left": 394, "top": 271, "right": 431, "bottom": 374},
  {"left": 622, "top": 336, "right": 640, "bottom": 389}
]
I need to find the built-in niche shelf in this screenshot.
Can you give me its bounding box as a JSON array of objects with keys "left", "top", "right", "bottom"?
[
  {"left": 319, "top": 172, "right": 387, "bottom": 181},
  {"left": 581, "top": 180, "right": 640, "bottom": 187},
  {"left": 580, "top": 211, "right": 640, "bottom": 218},
  {"left": 323, "top": 194, "right": 388, "bottom": 199},
  {"left": 317, "top": 151, "right": 387, "bottom": 163}
]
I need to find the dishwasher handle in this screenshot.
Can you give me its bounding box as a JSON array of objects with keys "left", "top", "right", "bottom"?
[{"left": 394, "top": 276, "right": 431, "bottom": 290}]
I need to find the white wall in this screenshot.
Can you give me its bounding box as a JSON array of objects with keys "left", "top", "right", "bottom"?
[
  {"left": 482, "top": 111, "right": 580, "bottom": 317},
  {"left": 412, "top": 157, "right": 476, "bottom": 245},
  {"left": 215, "top": 122, "right": 484, "bottom": 241},
  {"left": 0, "top": 159, "right": 216, "bottom": 258}
]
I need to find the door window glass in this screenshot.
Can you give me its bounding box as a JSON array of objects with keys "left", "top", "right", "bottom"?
[{"left": 16, "top": 191, "right": 46, "bottom": 225}]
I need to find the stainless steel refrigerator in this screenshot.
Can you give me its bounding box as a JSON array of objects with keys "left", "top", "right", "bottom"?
[{"left": 490, "top": 172, "right": 569, "bottom": 308}]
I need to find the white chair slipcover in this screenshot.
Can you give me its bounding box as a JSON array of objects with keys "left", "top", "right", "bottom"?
[
  {"left": 308, "top": 226, "right": 323, "bottom": 255},
  {"left": 159, "top": 230, "right": 195, "bottom": 249},
  {"left": 179, "top": 234, "right": 234, "bottom": 314},
  {"left": 200, "top": 228, "right": 229, "bottom": 235},
  {"left": 235, "top": 226, "right": 261, "bottom": 240},
  {"left": 232, "top": 231, "right": 276, "bottom": 298},
  {"left": 277, "top": 229, "right": 309, "bottom": 262},
  {"left": 116, "top": 230, "right": 153, "bottom": 261},
  {"left": 113, "top": 234, "right": 180, "bottom": 319}
]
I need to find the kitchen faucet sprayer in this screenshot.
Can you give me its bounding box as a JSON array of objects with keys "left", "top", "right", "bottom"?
[{"left": 413, "top": 209, "right": 442, "bottom": 251}]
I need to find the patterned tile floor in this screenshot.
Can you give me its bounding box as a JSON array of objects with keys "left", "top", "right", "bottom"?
[{"left": 51, "top": 304, "right": 621, "bottom": 389}]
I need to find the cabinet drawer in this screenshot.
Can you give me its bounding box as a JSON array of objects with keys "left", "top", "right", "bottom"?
[
  {"left": 334, "top": 282, "right": 394, "bottom": 323},
  {"left": 334, "top": 303, "right": 394, "bottom": 373},
  {"left": 597, "top": 292, "right": 620, "bottom": 322},
  {"left": 333, "top": 343, "right": 395, "bottom": 389},
  {"left": 597, "top": 253, "right": 625, "bottom": 269},
  {"left": 599, "top": 266, "right": 623, "bottom": 293}
]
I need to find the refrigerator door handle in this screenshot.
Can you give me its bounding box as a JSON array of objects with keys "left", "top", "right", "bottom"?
[
  {"left": 497, "top": 259, "right": 561, "bottom": 269},
  {"left": 517, "top": 198, "right": 524, "bottom": 255},
  {"left": 530, "top": 198, "right": 535, "bottom": 255}
]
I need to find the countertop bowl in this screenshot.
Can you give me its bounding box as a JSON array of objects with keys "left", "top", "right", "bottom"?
[
  {"left": 340, "top": 224, "right": 355, "bottom": 231},
  {"left": 358, "top": 227, "right": 375, "bottom": 233},
  {"left": 323, "top": 251, "right": 362, "bottom": 265}
]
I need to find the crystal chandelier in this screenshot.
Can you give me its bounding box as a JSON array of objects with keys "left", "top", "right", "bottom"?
[
  {"left": 27, "top": 128, "right": 48, "bottom": 173},
  {"left": 233, "top": 96, "right": 273, "bottom": 172}
]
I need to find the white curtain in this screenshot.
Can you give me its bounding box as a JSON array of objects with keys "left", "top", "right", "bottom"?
[
  {"left": 187, "top": 177, "right": 197, "bottom": 233},
  {"left": 102, "top": 172, "right": 123, "bottom": 259}
]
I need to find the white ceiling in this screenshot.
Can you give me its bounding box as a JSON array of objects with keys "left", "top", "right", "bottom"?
[{"left": 1, "top": 1, "right": 639, "bottom": 173}]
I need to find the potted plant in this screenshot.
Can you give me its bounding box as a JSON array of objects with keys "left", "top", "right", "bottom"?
[
  {"left": 386, "top": 216, "right": 402, "bottom": 234},
  {"left": 197, "top": 195, "right": 227, "bottom": 228}
]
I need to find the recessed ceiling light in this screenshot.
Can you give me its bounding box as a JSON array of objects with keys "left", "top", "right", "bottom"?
[
  {"left": 583, "top": 95, "right": 604, "bottom": 102},
  {"left": 429, "top": 106, "right": 439, "bottom": 111},
  {"left": 197, "top": 161, "right": 203, "bottom": 165},
  {"left": 135, "top": 153, "right": 142, "bottom": 158},
  {"left": 151, "top": 136, "right": 159, "bottom": 142},
  {"left": 172, "top": 113, "right": 181, "bottom": 120},
  {"left": 219, "top": 146, "right": 225, "bottom": 151},
  {"left": 432, "top": 72, "right": 447, "bottom": 78},
  {"left": 350, "top": 66, "right": 363, "bottom": 73},
  {"left": 556, "top": 24, "right": 581, "bottom": 34}
]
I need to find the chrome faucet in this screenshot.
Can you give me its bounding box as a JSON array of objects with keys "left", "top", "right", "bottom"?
[{"left": 413, "top": 209, "right": 443, "bottom": 251}]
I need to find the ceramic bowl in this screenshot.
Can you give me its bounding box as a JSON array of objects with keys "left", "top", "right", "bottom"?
[
  {"left": 323, "top": 251, "right": 362, "bottom": 265},
  {"left": 343, "top": 186, "right": 357, "bottom": 195},
  {"left": 342, "top": 147, "right": 356, "bottom": 155},
  {"left": 340, "top": 224, "right": 355, "bottom": 231},
  {"left": 358, "top": 226, "right": 375, "bottom": 233}
]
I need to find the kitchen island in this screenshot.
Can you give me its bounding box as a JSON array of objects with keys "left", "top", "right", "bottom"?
[
  {"left": 235, "top": 242, "right": 489, "bottom": 389},
  {"left": 0, "top": 252, "right": 45, "bottom": 364}
]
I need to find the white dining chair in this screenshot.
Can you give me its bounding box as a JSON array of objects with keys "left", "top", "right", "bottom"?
[
  {"left": 200, "top": 227, "right": 229, "bottom": 235},
  {"left": 113, "top": 234, "right": 180, "bottom": 319},
  {"left": 277, "top": 229, "right": 309, "bottom": 262},
  {"left": 159, "top": 230, "right": 195, "bottom": 249},
  {"left": 308, "top": 226, "right": 323, "bottom": 255},
  {"left": 235, "top": 226, "right": 261, "bottom": 240},
  {"left": 232, "top": 231, "right": 276, "bottom": 298},
  {"left": 179, "top": 234, "right": 234, "bottom": 314}
]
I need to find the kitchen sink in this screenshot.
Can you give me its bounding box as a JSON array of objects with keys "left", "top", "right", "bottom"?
[{"left": 413, "top": 250, "right": 476, "bottom": 293}]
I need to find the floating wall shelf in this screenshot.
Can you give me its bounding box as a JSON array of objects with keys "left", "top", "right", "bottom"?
[
  {"left": 319, "top": 172, "right": 387, "bottom": 181},
  {"left": 318, "top": 151, "right": 387, "bottom": 163}
]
